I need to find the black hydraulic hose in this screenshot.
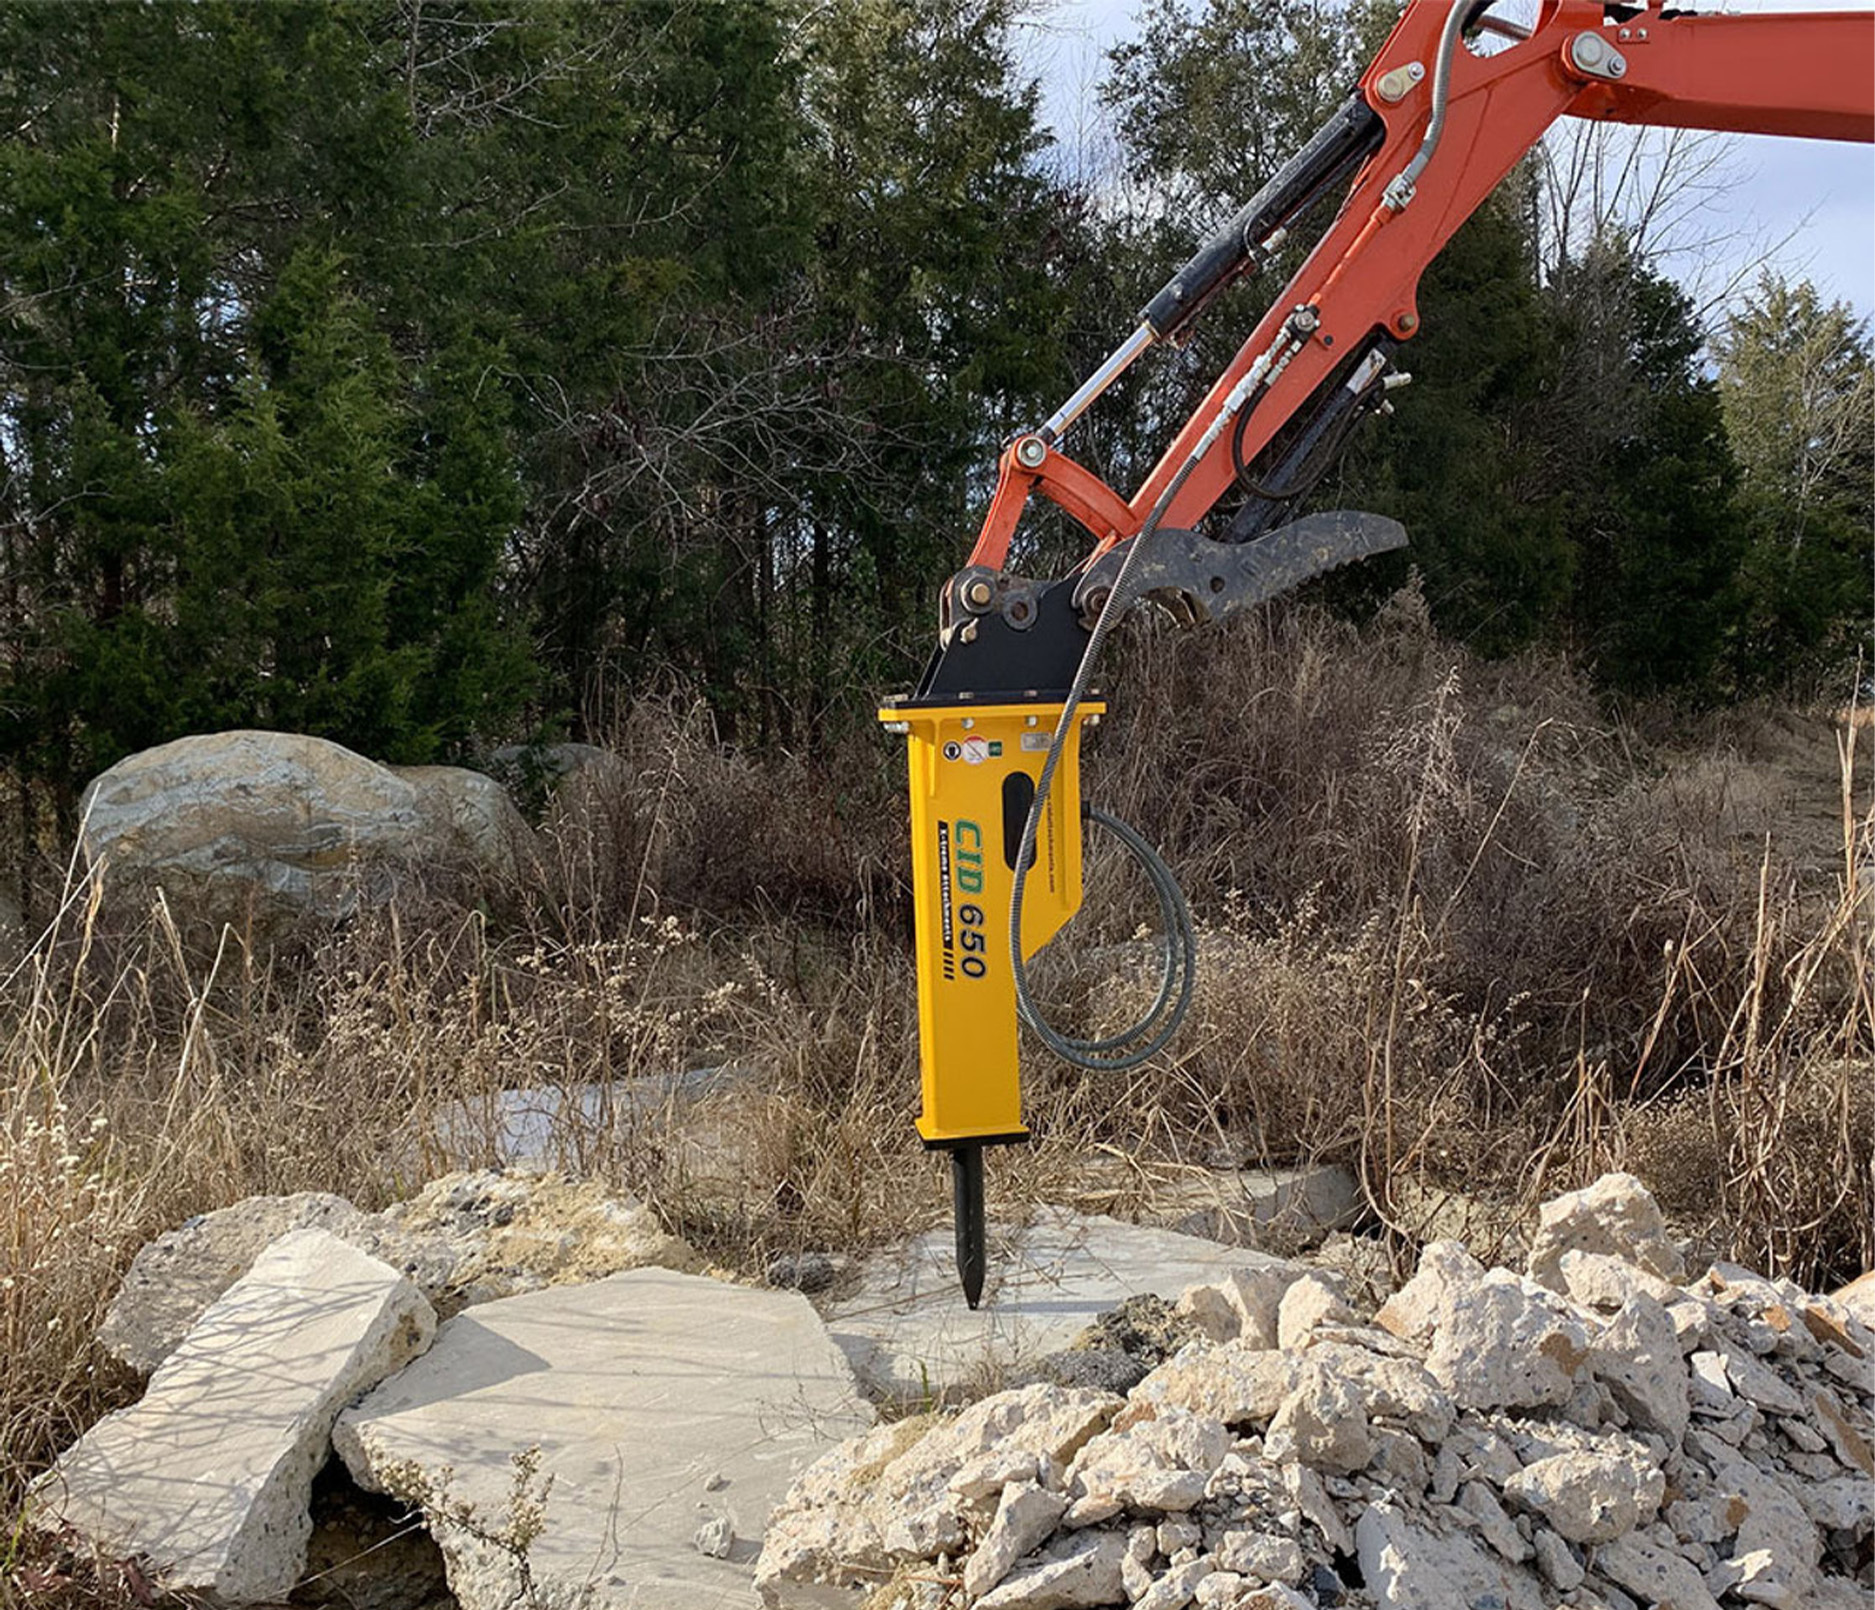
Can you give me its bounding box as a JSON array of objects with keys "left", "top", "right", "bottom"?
[
  {"left": 1007, "top": 444, "right": 1212, "bottom": 1074},
  {"left": 1018, "top": 803, "right": 1197, "bottom": 1070},
  {"left": 1229, "top": 378, "right": 1371, "bottom": 506}
]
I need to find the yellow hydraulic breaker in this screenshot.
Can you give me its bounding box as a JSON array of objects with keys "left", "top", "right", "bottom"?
[{"left": 878, "top": 696, "right": 1103, "bottom": 1305}]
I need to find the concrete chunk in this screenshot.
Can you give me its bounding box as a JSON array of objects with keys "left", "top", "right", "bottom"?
[
  {"left": 1354, "top": 1501, "right": 1546, "bottom": 1610},
  {"left": 1526, "top": 1172, "right": 1684, "bottom": 1292},
  {"left": 1501, "top": 1446, "right": 1663, "bottom": 1544},
  {"left": 975, "top": 1530, "right": 1127, "bottom": 1609},
  {"left": 98, "top": 1193, "right": 373, "bottom": 1374},
  {"left": 336, "top": 1267, "right": 871, "bottom": 1610},
  {"left": 1426, "top": 1271, "right": 1594, "bottom": 1410},
  {"left": 34, "top": 1229, "right": 433, "bottom": 1603},
  {"left": 965, "top": 1482, "right": 1071, "bottom": 1601}
]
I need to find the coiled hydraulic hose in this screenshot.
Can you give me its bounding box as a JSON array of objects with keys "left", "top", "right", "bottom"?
[
  {"left": 1008, "top": 302, "right": 1315, "bottom": 1071},
  {"left": 1016, "top": 802, "right": 1197, "bottom": 1071}
]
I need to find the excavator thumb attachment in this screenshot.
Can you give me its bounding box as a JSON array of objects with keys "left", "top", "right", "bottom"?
[{"left": 1075, "top": 510, "right": 1408, "bottom": 627}]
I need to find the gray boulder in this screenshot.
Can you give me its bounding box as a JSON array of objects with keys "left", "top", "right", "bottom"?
[{"left": 79, "top": 730, "right": 534, "bottom": 926}]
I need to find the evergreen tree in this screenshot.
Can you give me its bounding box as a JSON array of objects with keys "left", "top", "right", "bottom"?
[
  {"left": 1550, "top": 245, "right": 1741, "bottom": 695},
  {"left": 0, "top": 1, "right": 534, "bottom": 836},
  {"left": 1715, "top": 273, "right": 1875, "bottom": 691}
]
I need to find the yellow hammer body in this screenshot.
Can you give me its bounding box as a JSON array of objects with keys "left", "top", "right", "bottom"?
[{"left": 878, "top": 699, "right": 1102, "bottom": 1147}]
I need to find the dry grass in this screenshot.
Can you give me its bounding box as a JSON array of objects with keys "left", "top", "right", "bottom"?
[{"left": 2, "top": 596, "right": 1870, "bottom": 1597}]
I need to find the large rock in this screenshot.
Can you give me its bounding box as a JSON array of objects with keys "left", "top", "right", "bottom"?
[
  {"left": 824, "top": 1207, "right": 1297, "bottom": 1402},
  {"left": 33, "top": 1230, "right": 433, "bottom": 1602},
  {"left": 389, "top": 764, "right": 533, "bottom": 885},
  {"left": 1525, "top": 1172, "right": 1685, "bottom": 1292},
  {"left": 1595, "top": 1530, "right": 1722, "bottom": 1610},
  {"left": 336, "top": 1267, "right": 871, "bottom": 1610},
  {"left": 1264, "top": 1360, "right": 1372, "bottom": 1474},
  {"left": 367, "top": 1169, "right": 705, "bottom": 1308},
  {"left": 79, "top": 730, "right": 534, "bottom": 926},
  {"left": 964, "top": 1482, "right": 1070, "bottom": 1601},
  {"left": 1174, "top": 1265, "right": 1303, "bottom": 1349},
  {"left": 101, "top": 1171, "right": 702, "bottom": 1373}
]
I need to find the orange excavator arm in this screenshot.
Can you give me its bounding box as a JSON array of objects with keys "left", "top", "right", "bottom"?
[
  {"left": 964, "top": 1, "right": 1873, "bottom": 583},
  {"left": 883, "top": 0, "right": 1874, "bottom": 1309}
]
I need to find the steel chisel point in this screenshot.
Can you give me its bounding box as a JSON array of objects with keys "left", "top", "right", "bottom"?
[{"left": 952, "top": 1144, "right": 987, "bottom": 1309}]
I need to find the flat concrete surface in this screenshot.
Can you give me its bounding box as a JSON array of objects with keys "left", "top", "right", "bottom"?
[
  {"left": 335, "top": 1267, "right": 872, "bottom": 1610},
  {"left": 825, "top": 1207, "right": 1294, "bottom": 1402},
  {"left": 34, "top": 1229, "right": 433, "bottom": 1602}
]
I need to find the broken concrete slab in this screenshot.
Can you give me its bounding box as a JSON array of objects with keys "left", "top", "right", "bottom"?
[
  {"left": 824, "top": 1206, "right": 1296, "bottom": 1403},
  {"left": 98, "top": 1192, "right": 373, "bottom": 1375},
  {"left": 335, "top": 1266, "right": 872, "bottom": 1610},
  {"left": 33, "top": 1229, "right": 433, "bottom": 1603},
  {"left": 101, "top": 1170, "right": 702, "bottom": 1372}
]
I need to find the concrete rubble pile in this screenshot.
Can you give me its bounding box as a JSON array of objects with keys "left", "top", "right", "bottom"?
[{"left": 758, "top": 1174, "right": 1875, "bottom": 1610}]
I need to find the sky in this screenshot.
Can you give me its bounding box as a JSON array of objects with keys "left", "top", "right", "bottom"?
[{"left": 1019, "top": 0, "right": 1875, "bottom": 321}]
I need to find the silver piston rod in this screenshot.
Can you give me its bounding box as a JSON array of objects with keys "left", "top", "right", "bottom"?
[{"left": 1039, "top": 322, "right": 1155, "bottom": 442}]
